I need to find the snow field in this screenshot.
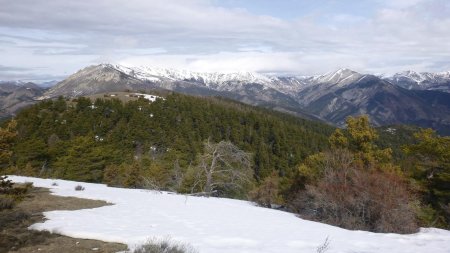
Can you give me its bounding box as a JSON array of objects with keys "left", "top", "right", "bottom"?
[{"left": 9, "top": 176, "right": 450, "bottom": 253}]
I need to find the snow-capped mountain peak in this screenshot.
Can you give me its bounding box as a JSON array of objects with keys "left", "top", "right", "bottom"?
[
  {"left": 387, "top": 70, "right": 450, "bottom": 92},
  {"left": 112, "top": 64, "right": 273, "bottom": 86},
  {"left": 108, "top": 65, "right": 368, "bottom": 93},
  {"left": 309, "top": 68, "right": 362, "bottom": 86},
  {"left": 392, "top": 70, "right": 426, "bottom": 83}
]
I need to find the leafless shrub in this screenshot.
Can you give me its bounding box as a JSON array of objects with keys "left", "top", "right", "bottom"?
[
  {"left": 141, "top": 176, "right": 162, "bottom": 193},
  {"left": 291, "top": 150, "right": 418, "bottom": 234},
  {"left": 132, "top": 238, "right": 198, "bottom": 253},
  {"left": 74, "top": 185, "right": 85, "bottom": 191},
  {"left": 316, "top": 236, "right": 330, "bottom": 253},
  {"left": 248, "top": 172, "right": 283, "bottom": 208},
  {"left": 23, "top": 182, "right": 33, "bottom": 189}
]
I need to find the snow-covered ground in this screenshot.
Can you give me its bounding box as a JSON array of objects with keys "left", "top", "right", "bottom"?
[
  {"left": 9, "top": 176, "right": 450, "bottom": 253},
  {"left": 131, "top": 93, "right": 163, "bottom": 102}
]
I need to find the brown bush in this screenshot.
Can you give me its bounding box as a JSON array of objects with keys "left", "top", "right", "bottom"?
[
  {"left": 0, "top": 195, "right": 14, "bottom": 210},
  {"left": 291, "top": 151, "right": 418, "bottom": 234},
  {"left": 249, "top": 172, "right": 283, "bottom": 208}
]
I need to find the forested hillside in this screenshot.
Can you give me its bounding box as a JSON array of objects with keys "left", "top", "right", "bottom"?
[
  {"left": 1, "top": 92, "right": 449, "bottom": 232},
  {"left": 4, "top": 93, "right": 333, "bottom": 183}
]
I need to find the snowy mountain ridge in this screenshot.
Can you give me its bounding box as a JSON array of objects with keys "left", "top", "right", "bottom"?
[
  {"left": 307, "top": 68, "right": 363, "bottom": 86},
  {"left": 102, "top": 64, "right": 368, "bottom": 94},
  {"left": 112, "top": 64, "right": 274, "bottom": 86},
  {"left": 112, "top": 64, "right": 360, "bottom": 85},
  {"left": 105, "top": 64, "right": 450, "bottom": 93},
  {"left": 3, "top": 65, "right": 450, "bottom": 92},
  {"left": 390, "top": 70, "right": 450, "bottom": 84},
  {"left": 385, "top": 70, "right": 450, "bottom": 92}
]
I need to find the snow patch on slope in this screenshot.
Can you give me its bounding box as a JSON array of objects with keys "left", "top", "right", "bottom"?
[
  {"left": 132, "top": 93, "right": 164, "bottom": 102},
  {"left": 9, "top": 176, "right": 450, "bottom": 253}
]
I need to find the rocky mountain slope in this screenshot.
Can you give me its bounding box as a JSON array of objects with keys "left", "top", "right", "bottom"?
[
  {"left": 0, "top": 81, "right": 45, "bottom": 119},
  {"left": 42, "top": 65, "right": 146, "bottom": 98},
  {"left": 299, "top": 74, "right": 449, "bottom": 129}
]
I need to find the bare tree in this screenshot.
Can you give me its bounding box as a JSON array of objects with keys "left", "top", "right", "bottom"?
[{"left": 194, "top": 139, "right": 253, "bottom": 197}]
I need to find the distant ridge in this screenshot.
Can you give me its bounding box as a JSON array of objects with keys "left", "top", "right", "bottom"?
[{"left": 2, "top": 64, "right": 450, "bottom": 134}]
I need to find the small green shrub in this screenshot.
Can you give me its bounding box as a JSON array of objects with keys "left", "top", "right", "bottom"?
[{"left": 132, "top": 238, "right": 198, "bottom": 253}]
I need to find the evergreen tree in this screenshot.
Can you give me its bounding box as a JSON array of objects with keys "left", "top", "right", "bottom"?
[
  {"left": 405, "top": 128, "right": 450, "bottom": 227},
  {"left": 53, "top": 136, "right": 111, "bottom": 182},
  {"left": 329, "top": 116, "right": 394, "bottom": 170},
  {"left": 0, "top": 120, "right": 17, "bottom": 170},
  {"left": 124, "top": 162, "right": 141, "bottom": 188}
]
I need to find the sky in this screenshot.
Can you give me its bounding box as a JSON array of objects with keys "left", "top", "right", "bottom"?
[{"left": 0, "top": 0, "right": 450, "bottom": 81}]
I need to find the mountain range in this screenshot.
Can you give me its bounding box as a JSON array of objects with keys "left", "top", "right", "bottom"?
[
  {"left": 385, "top": 70, "right": 450, "bottom": 92},
  {"left": 0, "top": 81, "right": 45, "bottom": 119},
  {"left": 2, "top": 64, "right": 450, "bottom": 134}
]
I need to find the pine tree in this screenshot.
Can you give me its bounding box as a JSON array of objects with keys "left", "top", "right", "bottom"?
[
  {"left": 124, "top": 162, "right": 141, "bottom": 188},
  {"left": 405, "top": 128, "right": 450, "bottom": 227},
  {"left": 53, "top": 136, "right": 109, "bottom": 182},
  {"left": 343, "top": 115, "right": 393, "bottom": 169},
  {"left": 0, "top": 120, "right": 17, "bottom": 170}
]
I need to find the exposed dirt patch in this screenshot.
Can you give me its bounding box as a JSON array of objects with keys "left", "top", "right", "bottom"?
[{"left": 0, "top": 187, "right": 128, "bottom": 253}]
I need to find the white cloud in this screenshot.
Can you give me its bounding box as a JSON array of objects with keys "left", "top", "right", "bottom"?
[
  {"left": 0, "top": 0, "right": 449, "bottom": 80},
  {"left": 380, "top": 0, "right": 428, "bottom": 9}
]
